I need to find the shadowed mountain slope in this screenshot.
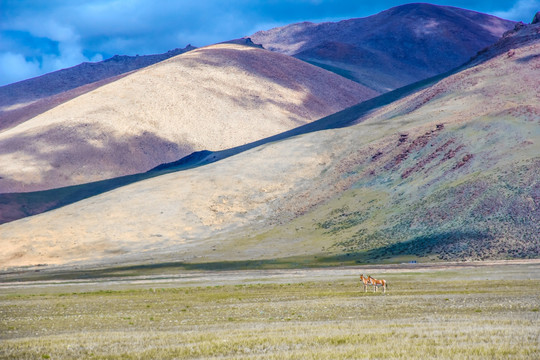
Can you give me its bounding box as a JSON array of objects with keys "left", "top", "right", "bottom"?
[
  {"left": 251, "top": 3, "right": 514, "bottom": 92},
  {"left": 1, "top": 23, "right": 538, "bottom": 269},
  {"left": 0, "top": 66, "right": 445, "bottom": 226},
  {"left": 0, "top": 72, "right": 132, "bottom": 134},
  {"left": 0, "top": 46, "right": 195, "bottom": 127},
  {"left": 0, "top": 43, "right": 376, "bottom": 193}
]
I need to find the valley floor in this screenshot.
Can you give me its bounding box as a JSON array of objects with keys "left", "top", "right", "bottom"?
[{"left": 1, "top": 260, "right": 539, "bottom": 359}]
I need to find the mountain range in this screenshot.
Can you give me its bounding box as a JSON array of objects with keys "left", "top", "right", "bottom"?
[
  {"left": 0, "top": 4, "right": 538, "bottom": 269},
  {"left": 0, "top": 46, "right": 196, "bottom": 132},
  {"left": 251, "top": 3, "right": 514, "bottom": 92},
  {"left": 0, "top": 43, "right": 374, "bottom": 193}
]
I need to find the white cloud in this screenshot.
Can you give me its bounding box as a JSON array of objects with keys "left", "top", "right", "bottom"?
[
  {"left": 90, "top": 53, "right": 103, "bottom": 62},
  {"left": 493, "top": 0, "right": 540, "bottom": 22},
  {"left": 46, "top": 40, "right": 87, "bottom": 72},
  {"left": 32, "top": 20, "right": 77, "bottom": 43},
  {"left": 0, "top": 42, "right": 102, "bottom": 86},
  {"left": 4, "top": 0, "right": 536, "bottom": 86},
  {"left": 0, "top": 18, "right": 104, "bottom": 85},
  {"left": 0, "top": 52, "right": 41, "bottom": 85}
]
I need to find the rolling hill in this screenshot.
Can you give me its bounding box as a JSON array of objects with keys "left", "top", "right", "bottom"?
[
  {"left": 0, "top": 43, "right": 376, "bottom": 193},
  {"left": 1, "top": 21, "right": 538, "bottom": 269},
  {"left": 250, "top": 3, "right": 514, "bottom": 92},
  {"left": 0, "top": 46, "right": 196, "bottom": 132}
]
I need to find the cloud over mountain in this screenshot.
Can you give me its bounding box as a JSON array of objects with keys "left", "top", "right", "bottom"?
[{"left": 0, "top": 0, "right": 534, "bottom": 85}]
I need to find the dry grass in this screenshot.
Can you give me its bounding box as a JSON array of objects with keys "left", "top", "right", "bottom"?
[
  {"left": 2, "top": 29, "right": 538, "bottom": 269},
  {"left": 0, "top": 43, "right": 374, "bottom": 194},
  {"left": 1, "top": 263, "right": 539, "bottom": 359}
]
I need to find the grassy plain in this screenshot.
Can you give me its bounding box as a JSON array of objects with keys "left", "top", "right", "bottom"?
[{"left": 1, "top": 261, "right": 539, "bottom": 359}]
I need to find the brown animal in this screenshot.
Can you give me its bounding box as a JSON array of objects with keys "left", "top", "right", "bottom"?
[
  {"left": 368, "top": 275, "right": 388, "bottom": 293},
  {"left": 360, "top": 274, "right": 371, "bottom": 292}
]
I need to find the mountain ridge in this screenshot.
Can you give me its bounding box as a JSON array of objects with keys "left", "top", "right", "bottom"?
[
  {"left": 0, "top": 62, "right": 450, "bottom": 226},
  {"left": 250, "top": 3, "right": 515, "bottom": 92},
  {"left": 1, "top": 21, "right": 537, "bottom": 268},
  {"left": 0, "top": 43, "right": 376, "bottom": 193},
  {"left": 0, "top": 45, "right": 197, "bottom": 133},
  {"left": 0, "top": 45, "right": 196, "bottom": 111}
]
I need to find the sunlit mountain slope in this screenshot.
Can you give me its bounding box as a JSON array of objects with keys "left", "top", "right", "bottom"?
[
  {"left": 0, "top": 43, "right": 375, "bottom": 193},
  {"left": 1, "top": 23, "right": 538, "bottom": 269}
]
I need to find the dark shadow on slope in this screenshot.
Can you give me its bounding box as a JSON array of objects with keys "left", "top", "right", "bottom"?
[
  {"left": 305, "top": 231, "right": 498, "bottom": 266},
  {"left": 0, "top": 259, "right": 309, "bottom": 282},
  {"left": 0, "top": 122, "right": 192, "bottom": 194},
  {"left": 515, "top": 53, "right": 540, "bottom": 63},
  {"left": 151, "top": 65, "right": 458, "bottom": 172},
  {"left": 0, "top": 127, "right": 194, "bottom": 224},
  {"left": 301, "top": 59, "right": 357, "bottom": 81},
  {"left": 0, "top": 173, "right": 146, "bottom": 224},
  {"left": 362, "top": 231, "right": 493, "bottom": 260},
  {"left": 0, "top": 72, "right": 131, "bottom": 132},
  {"left": 0, "top": 231, "right": 503, "bottom": 282},
  {"left": 0, "top": 66, "right": 461, "bottom": 225},
  {"left": 182, "top": 45, "right": 378, "bottom": 116}
]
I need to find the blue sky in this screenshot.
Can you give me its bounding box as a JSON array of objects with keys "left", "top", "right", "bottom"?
[{"left": 0, "top": 0, "right": 538, "bottom": 86}]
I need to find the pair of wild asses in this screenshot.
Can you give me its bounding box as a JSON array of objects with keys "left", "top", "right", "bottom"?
[{"left": 360, "top": 274, "right": 387, "bottom": 293}]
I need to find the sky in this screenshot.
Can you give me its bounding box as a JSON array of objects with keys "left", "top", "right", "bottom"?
[{"left": 0, "top": 0, "right": 538, "bottom": 86}]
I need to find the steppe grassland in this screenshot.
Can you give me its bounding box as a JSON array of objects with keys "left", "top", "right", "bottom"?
[{"left": 1, "top": 264, "right": 539, "bottom": 359}]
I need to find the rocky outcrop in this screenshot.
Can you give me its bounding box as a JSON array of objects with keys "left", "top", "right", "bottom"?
[
  {"left": 221, "top": 37, "right": 264, "bottom": 49},
  {"left": 532, "top": 11, "right": 540, "bottom": 24}
]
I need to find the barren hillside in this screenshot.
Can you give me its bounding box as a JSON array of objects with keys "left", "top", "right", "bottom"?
[
  {"left": 1, "top": 22, "right": 538, "bottom": 269},
  {"left": 0, "top": 46, "right": 195, "bottom": 124},
  {"left": 0, "top": 43, "right": 376, "bottom": 193},
  {"left": 251, "top": 3, "right": 514, "bottom": 92}
]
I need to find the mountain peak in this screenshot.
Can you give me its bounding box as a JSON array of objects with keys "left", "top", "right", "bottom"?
[
  {"left": 220, "top": 37, "right": 264, "bottom": 48},
  {"left": 250, "top": 4, "right": 515, "bottom": 93}
]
